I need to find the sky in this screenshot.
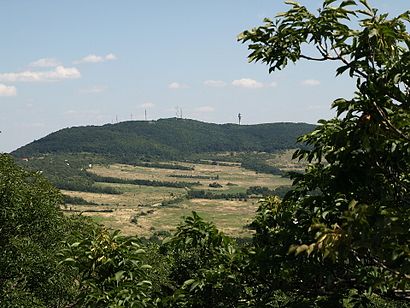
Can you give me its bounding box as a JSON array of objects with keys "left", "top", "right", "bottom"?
[{"left": 0, "top": 1, "right": 408, "bottom": 152}]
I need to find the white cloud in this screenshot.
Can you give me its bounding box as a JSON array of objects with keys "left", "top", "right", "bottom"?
[
  {"left": 105, "top": 53, "right": 117, "bottom": 61},
  {"left": 0, "top": 84, "right": 17, "bottom": 96},
  {"left": 74, "top": 53, "right": 117, "bottom": 64},
  {"left": 0, "top": 66, "right": 81, "bottom": 82},
  {"left": 268, "top": 81, "right": 278, "bottom": 87},
  {"left": 80, "top": 85, "right": 106, "bottom": 94},
  {"left": 301, "top": 79, "right": 321, "bottom": 86},
  {"left": 140, "top": 102, "right": 155, "bottom": 108},
  {"left": 168, "top": 82, "right": 189, "bottom": 89},
  {"left": 29, "top": 58, "right": 61, "bottom": 67},
  {"left": 203, "top": 80, "right": 226, "bottom": 88},
  {"left": 232, "top": 78, "right": 264, "bottom": 89},
  {"left": 196, "top": 106, "right": 215, "bottom": 113}
]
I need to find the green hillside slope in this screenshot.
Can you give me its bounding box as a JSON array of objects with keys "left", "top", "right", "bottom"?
[{"left": 12, "top": 118, "right": 315, "bottom": 159}]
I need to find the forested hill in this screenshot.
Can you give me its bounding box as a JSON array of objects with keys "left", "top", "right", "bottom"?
[{"left": 12, "top": 118, "right": 315, "bottom": 159}]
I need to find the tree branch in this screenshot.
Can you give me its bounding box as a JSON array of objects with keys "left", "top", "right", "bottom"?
[{"left": 300, "top": 54, "right": 339, "bottom": 61}]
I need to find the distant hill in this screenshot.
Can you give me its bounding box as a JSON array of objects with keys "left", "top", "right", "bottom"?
[{"left": 12, "top": 118, "right": 315, "bottom": 160}]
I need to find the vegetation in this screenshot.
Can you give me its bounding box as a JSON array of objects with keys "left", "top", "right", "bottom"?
[
  {"left": 241, "top": 157, "right": 283, "bottom": 175},
  {"left": 246, "top": 185, "right": 291, "bottom": 198},
  {"left": 188, "top": 189, "right": 248, "bottom": 200},
  {"left": 169, "top": 174, "right": 219, "bottom": 180},
  {"left": 15, "top": 154, "right": 121, "bottom": 194},
  {"left": 132, "top": 162, "right": 194, "bottom": 171},
  {"left": 12, "top": 118, "right": 314, "bottom": 160},
  {"left": 62, "top": 194, "right": 97, "bottom": 205},
  {"left": 60, "top": 230, "right": 153, "bottom": 307},
  {"left": 187, "top": 185, "right": 290, "bottom": 200},
  {"left": 55, "top": 179, "right": 122, "bottom": 195},
  {"left": 238, "top": 0, "right": 410, "bottom": 303},
  {"left": 2, "top": 0, "right": 409, "bottom": 306},
  {"left": 87, "top": 172, "right": 200, "bottom": 189},
  {"left": 0, "top": 154, "right": 95, "bottom": 307}
]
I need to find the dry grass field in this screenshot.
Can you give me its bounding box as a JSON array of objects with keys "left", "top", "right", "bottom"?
[{"left": 63, "top": 156, "right": 297, "bottom": 237}]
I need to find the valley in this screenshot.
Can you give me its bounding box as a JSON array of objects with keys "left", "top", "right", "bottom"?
[
  {"left": 59, "top": 153, "right": 296, "bottom": 237},
  {"left": 13, "top": 118, "right": 310, "bottom": 238}
]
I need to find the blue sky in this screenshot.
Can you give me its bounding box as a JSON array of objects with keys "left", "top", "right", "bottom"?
[{"left": 0, "top": 0, "right": 408, "bottom": 152}]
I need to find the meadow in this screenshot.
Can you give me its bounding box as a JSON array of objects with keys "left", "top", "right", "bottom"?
[{"left": 62, "top": 155, "right": 294, "bottom": 237}]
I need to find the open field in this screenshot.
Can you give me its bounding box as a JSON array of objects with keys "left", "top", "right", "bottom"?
[
  {"left": 89, "top": 160, "right": 290, "bottom": 192},
  {"left": 63, "top": 198, "right": 259, "bottom": 237},
  {"left": 63, "top": 154, "right": 297, "bottom": 237}
]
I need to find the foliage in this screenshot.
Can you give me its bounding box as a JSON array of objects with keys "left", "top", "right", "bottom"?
[
  {"left": 246, "top": 185, "right": 291, "bottom": 198},
  {"left": 187, "top": 185, "right": 291, "bottom": 200},
  {"left": 241, "top": 157, "right": 283, "bottom": 175},
  {"left": 87, "top": 171, "right": 200, "bottom": 189},
  {"left": 55, "top": 178, "right": 122, "bottom": 194},
  {"left": 239, "top": 0, "right": 410, "bottom": 301},
  {"left": 0, "top": 154, "right": 95, "bottom": 307},
  {"left": 63, "top": 194, "right": 97, "bottom": 205},
  {"left": 187, "top": 189, "right": 248, "bottom": 200},
  {"left": 160, "top": 212, "right": 247, "bottom": 307},
  {"left": 3, "top": 1, "right": 410, "bottom": 306},
  {"left": 60, "top": 229, "right": 154, "bottom": 307},
  {"left": 133, "top": 161, "right": 194, "bottom": 171},
  {"left": 208, "top": 182, "right": 223, "bottom": 188},
  {"left": 16, "top": 154, "right": 121, "bottom": 194},
  {"left": 169, "top": 174, "right": 218, "bottom": 180},
  {"left": 0, "top": 154, "right": 63, "bottom": 306},
  {"left": 12, "top": 118, "right": 314, "bottom": 160}
]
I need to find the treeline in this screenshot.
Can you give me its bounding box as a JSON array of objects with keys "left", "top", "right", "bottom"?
[
  {"left": 246, "top": 185, "right": 291, "bottom": 198},
  {"left": 188, "top": 190, "right": 248, "bottom": 200},
  {"left": 62, "top": 194, "right": 97, "bottom": 205},
  {"left": 241, "top": 158, "right": 283, "bottom": 175},
  {"left": 86, "top": 172, "right": 200, "bottom": 188},
  {"left": 169, "top": 174, "right": 219, "bottom": 180},
  {"left": 188, "top": 185, "right": 291, "bottom": 200},
  {"left": 55, "top": 179, "right": 122, "bottom": 194},
  {"left": 133, "top": 162, "right": 194, "bottom": 170}
]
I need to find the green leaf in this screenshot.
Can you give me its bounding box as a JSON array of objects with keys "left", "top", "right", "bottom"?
[
  {"left": 340, "top": 0, "right": 356, "bottom": 7},
  {"left": 183, "top": 279, "right": 196, "bottom": 287},
  {"left": 114, "top": 270, "right": 125, "bottom": 283}
]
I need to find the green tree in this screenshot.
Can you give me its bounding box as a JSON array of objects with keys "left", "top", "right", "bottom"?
[
  {"left": 0, "top": 154, "right": 80, "bottom": 307},
  {"left": 60, "top": 229, "right": 153, "bottom": 307},
  {"left": 239, "top": 0, "right": 409, "bottom": 302},
  {"left": 161, "top": 212, "right": 246, "bottom": 307}
]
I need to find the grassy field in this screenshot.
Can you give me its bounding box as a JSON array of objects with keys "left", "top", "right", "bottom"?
[{"left": 63, "top": 154, "right": 297, "bottom": 237}]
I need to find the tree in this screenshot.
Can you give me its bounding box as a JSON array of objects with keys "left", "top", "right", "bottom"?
[
  {"left": 239, "top": 0, "right": 409, "bottom": 301},
  {"left": 0, "top": 154, "right": 80, "bottom": 306},
  {"left": 160, "top": 212, "right": 245, "bottom": 307},
  {"left": 60, "top": 229, "right": 153, "bottom": 307}
]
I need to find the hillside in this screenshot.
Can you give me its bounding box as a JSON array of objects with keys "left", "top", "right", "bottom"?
[{"left": 12, "top": 118, "right": 315, "bottom": 159}]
